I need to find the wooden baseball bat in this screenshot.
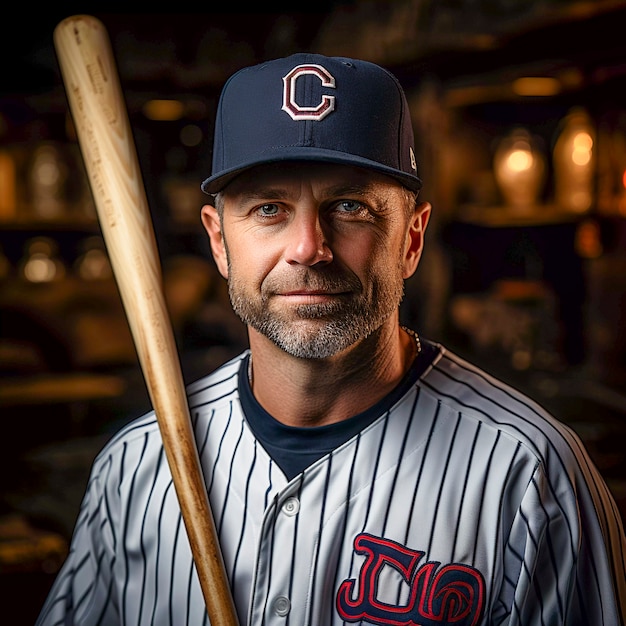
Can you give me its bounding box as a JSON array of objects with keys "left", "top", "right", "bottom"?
[{"left": 53, "top": 15, "right": 239, "bottom": 625}]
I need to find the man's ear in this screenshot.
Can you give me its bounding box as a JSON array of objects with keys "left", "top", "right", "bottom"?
[
  {"left": 403, "top": 201, "right": 431, "bottom": 279},
  {"left": 201, "top": 204, "right": 229, "bottom": 279}
]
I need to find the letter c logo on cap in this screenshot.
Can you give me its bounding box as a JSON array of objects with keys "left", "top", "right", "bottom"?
[{"left": 282, "top": 64, "right": 335, "bottom": 121}]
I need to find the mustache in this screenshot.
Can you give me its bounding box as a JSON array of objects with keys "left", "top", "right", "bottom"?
[{"left": 262, "top": 268, "right": 362, "bottom": 294}]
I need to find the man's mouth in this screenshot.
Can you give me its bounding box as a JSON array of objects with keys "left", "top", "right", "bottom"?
[{"left": 279, "top": 290, "right": 347, "bottom": 304}]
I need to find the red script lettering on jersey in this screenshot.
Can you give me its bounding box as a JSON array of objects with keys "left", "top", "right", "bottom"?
[{"left": 336, "top": 533, "right": 485, "bottom": 625}]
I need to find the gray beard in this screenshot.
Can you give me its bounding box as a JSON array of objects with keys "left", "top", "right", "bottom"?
[{"left": 228, "top": 266, "right": 405, "bottom": 359}]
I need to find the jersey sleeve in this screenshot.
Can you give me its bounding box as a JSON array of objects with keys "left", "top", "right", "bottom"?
[
  {"left": 495, "top": 459, "right": 626, "bottom": 624},
  {"left": 35, "top": 448, "right": 121, "bottom": 625}
]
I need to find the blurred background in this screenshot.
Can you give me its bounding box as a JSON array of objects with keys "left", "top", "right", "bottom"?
[{"left": 2, "top": 2, "right": 626, "bottom": 622}]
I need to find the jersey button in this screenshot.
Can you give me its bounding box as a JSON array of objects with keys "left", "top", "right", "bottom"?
[
  {"left": 282, "top": 497, "right": 300, "bottom": 516},
  {"left": 272, "top": 595, "right": 291, "bottom": 616}
]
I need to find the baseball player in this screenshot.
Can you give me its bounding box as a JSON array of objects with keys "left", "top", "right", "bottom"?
[{"left": 36, "top": 54, "right": 625, "bottom": 625}]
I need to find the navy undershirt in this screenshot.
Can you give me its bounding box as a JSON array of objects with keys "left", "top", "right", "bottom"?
[{"left": 238, "top": 339, "right": 438, "bottom": 480}]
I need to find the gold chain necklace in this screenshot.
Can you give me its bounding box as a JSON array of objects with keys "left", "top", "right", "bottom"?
[{"left": 401, "top": 325, "right": 422, "bottom": 360}]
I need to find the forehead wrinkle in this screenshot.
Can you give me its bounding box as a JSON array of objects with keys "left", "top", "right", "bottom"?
[
  {"left": 238, "top": 187, "right": 295, "bottom": 203},
  {"left": 322, "top": 183, "right": 371, "bottom": 197},
  {"left": 228, "top": 169, "right": 402, "bottom": 208}
]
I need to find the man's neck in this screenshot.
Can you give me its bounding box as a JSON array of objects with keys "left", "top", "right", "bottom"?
[{"left": 246, "top": 322, "right": 417, "bottom": 427}]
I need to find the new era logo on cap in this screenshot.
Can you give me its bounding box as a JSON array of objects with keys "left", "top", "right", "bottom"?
[{"left": 201, "top": 53, "right": 422, "bottom": 194}]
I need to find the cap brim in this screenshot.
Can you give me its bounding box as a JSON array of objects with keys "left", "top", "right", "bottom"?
[{"left": 201, "top": 147, "right": 422, "bottom": 195}]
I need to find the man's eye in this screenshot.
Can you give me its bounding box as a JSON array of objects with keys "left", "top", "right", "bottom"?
[
  {"left": 257, "top": 203, "right": 280, "bottom": 217},
  {"left": 336, "top": 200, "right": 364, "bottom": 213}
]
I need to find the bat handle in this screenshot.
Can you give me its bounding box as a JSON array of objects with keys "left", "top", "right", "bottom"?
[{"left": 53, "top": 15, "right": 239, "bottom": 625}]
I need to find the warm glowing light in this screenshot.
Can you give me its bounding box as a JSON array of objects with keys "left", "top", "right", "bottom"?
[
  {"left": 572, "top": 150, "right": 590, "bottom": 166},
  {"left": 24, "top": 254, "right": 57, "bottom": 282},
  {"left": 512, "top": 77, "right": 561, "bottom": 97},
  {"left": 573, "top": 132, "right": 593, "bottom": 151},
  {"left": 21, "top": 238, "right": 66, "bottom": 283},
  {"left": 77, "top": 249, "right": 112, "bottom": 281},
  {"left": 553, "top": 108, "right": 595, "bottom": 213},
  {"left": 507, "top": 149, "right": 533, "bottom": 172},
  {"left": 0, "top": 150, "right": 16, "bottom": 218},
  {"left": 571, "top": 132, "right": 593, "bottom": 166},
  {"left": 35, "top": 153, "right": 62, "bottom": 185},
  {"left": 575, "top": 219, "right": 603, "bottom": 259},
  {"left": 143, "top": 99, "right": 185, "bottom": 121},
  {"left": 493, "top": 128, "right": 546, "bottom": 209},
  {"left": 622, "top": 169, "right": 626, "bottom": 189}
]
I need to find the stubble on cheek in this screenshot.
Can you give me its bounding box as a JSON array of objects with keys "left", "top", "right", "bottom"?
[{"left": 226, "top": 256, "right": 407, "bottom": 359}]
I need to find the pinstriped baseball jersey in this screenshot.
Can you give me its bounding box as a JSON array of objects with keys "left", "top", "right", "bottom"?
[{"left": 36, "top": 343, "right": 626, "bottom": 625}]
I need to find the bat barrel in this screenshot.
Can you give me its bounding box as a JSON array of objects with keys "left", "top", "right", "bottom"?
[{"left": 53, "top": 15, "right": 239, "bottom": 625}]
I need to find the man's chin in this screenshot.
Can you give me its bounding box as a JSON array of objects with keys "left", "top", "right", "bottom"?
[{"left": 258, "top": 318, "right": 365, "bottom": 359}]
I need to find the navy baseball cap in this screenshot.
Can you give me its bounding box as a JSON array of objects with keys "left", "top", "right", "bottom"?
[{"left": 201, "top": 53, "right": 422, "bottom": 194}]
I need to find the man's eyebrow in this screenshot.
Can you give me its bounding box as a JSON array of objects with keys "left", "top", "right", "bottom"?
[
  {"left": 324, "top": 183, "right": 394, "bottom": 211},
  {"left": 234, "top": 182, "right": 384, "bottom": 203},
  {"left": 323, "top": 183, "right": 376, "bottom": 197},
  {"left": 237, "top": 187, "right": 292, "bottom": 202}
]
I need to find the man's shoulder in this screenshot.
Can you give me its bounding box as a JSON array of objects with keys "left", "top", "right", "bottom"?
[
  {"left": 421, "top": 346, "right": 583, "bottom": 467},
  {"left": 186, "top": 350, "right": 247, "bottom": 409},
  {"left": 93, "top": 351, "right": 248, "bottom": 463}
]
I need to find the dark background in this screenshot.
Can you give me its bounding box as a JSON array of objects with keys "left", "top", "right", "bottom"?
[{"left": 2, "top": 3, "right": 626, "bottom": 623}]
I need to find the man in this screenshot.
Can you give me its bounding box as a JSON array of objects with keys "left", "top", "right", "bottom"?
[{"left": 37, "top": 53, "right": 625, "bottom": 625}]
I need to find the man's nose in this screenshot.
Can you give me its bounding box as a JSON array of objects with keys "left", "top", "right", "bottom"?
[{"left": 284, "top": 212, "right": 333, "bottom": 267}]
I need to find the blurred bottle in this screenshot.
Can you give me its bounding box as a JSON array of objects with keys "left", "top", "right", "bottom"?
[
  {"left": 553, "top": 107, "right": 596, "bottom": 214},
  {"left": 494, "top": 127, "right": 546, "bottom": 210},
  {"left": 19, "top": 237, "right": 66, "bottom": 283},
  {"left": 74, "top": 236, "right": 112, "bottom": 281},
  {"left": 28, "top": 143, "right": 68, "bottom": 220}
]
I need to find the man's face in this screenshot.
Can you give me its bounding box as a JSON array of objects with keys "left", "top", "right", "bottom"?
[{"left": 203, "top": 162, "right": 427, "bottom": 359}]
